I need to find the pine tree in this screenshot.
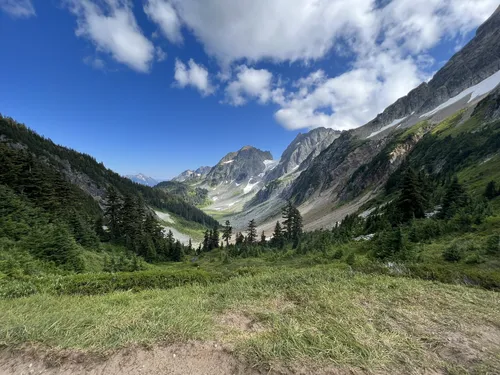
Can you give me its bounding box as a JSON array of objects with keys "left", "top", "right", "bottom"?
[
  {"left": 484, "top": 181, "right": 498, "bottom": 200},
  {"left": 104, "top": 186, "right": 122, "bottom": 240},
  {"left": 222, "top": 220, "right": 232, "bottom": 246},
  {"left": 396, "top": 168, "right": 426, "bottom": 223},
  {"left": 247, "top": 219, "right": 257, "bottom": 244},
  {"left": 271, "top": 221, "right": 284, "bottom": 248},
  {"left": 282, "top": 201, "right": 294, "bottom": 240},
  {"left": 290, "top": 206, "right": 303, "bottom": 245},
  {"left": 235, "top": 232, "right": 245, "bottom": 245},
  {"left": 260, "top": 231, "right": 266, "bottom": 245},
  {"left": 211, "top": 226, "right": 220, "bottom": 248},
  {"left": 203, "top": 230, "right": 210, "bottom": 251},
  {"left": 441, "top": 177, "right": 469, "bottom": 219}
]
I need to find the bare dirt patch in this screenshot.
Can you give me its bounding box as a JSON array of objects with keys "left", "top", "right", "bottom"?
[{"left": 0, "top": 342, "right": 263, "bottom": 375}]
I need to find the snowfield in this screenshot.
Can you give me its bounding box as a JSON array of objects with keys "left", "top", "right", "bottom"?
[
  {"left": 368, "top": 116, "right": 408, "bottom": 138},
  {"left": 420, "top": 70, "right": 500, "bottom": 118}
]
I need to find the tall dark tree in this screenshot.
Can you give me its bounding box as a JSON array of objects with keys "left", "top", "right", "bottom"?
[
  {"left": 104, "top": 186, "right": 122, "bottom": 240},
  {"left": 484, "top": 181, "right": 498, "bottom": 200},
  {"left": 282, "top": 201, "right": 294, "bottom": 240},
  {"left": 235, "top": 232, "right": 245, "bottom": 245},
  {"left": 222, "top": 220, "right": 232, "bottom": 246},
  {"left": 396, "top": 168, "right": 426, "bottom": 223},
  {"left": 271, "top": 221, "right": 285, "bottom": 248},
  {"left": 203, "top": 230, "right": 210, "bottom": 252},
  {"left": 440, "top": 177, "right": 469, "bottom": 219},
  {"left": 211, "top": 226, "right": 220, "bottom": 249},
  {"left": 260, "top": 231, "right": 267, "bottom": 245},
  {"left": 247, "top": 219, "right": 257, "bottom": 244}
]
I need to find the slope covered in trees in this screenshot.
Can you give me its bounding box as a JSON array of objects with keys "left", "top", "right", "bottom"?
[{"left": 0, "top": 115, "right": 218, "bottom": 228}]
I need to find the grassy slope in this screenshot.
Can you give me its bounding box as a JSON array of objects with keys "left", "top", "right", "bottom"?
[{"left": 1, "top": 266, "right": 499, "bottom": 373}]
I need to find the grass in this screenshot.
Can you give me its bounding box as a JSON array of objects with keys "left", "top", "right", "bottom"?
[{"left": 1, "top": 266, "right": 499, "bottom": 373}]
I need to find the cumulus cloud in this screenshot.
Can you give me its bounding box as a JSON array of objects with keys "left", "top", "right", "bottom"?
[
  {"left": 144, "top": 0, "right": 183, "bottom": 44},
  {"left": 66, "top": 0, "right": 155, "bottom": 73},
  {"left": 225, "top": 66, "right": 274, "bottom": 106},
  {"left": 153, "top": 0, "right": 497, "bottom": 130},
  {"left": 174, "top": 59, "right": 214, "bottom": 96},
  {"left": 0, "top": 0, "right": 35, "bottom": 18},
  {"left": 156, "top": 47, "right": 167, "bottom": 62}
]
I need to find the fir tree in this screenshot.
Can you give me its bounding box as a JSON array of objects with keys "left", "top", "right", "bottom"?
[
  {"left": 222, "top": 220, "right": 232, "bottom": 246},
  {"left": 260, "top": 231, "right": 267, "bottom": 245},
  {"left": 396, "top": 168, "right": 426, "bottom": 223},
  {"left": 247, "top": 219, "right": 257, "bottom": 244},
  {"left": 211, "top": 226, "right": 220, "bottom": 249},
  {"left": 440, "top": 177, "right": 469, "bottom": 219},
  {"left": 104, "top": 186, "right": 122, "bottom": 240},
  {"left": 484, "top": 181, "right": 498, "bottom": 200},
  {"left": 271, "top": 221, "right": 284, "bottom": 248}
]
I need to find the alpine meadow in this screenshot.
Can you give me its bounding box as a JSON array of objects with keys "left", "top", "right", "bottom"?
[{"left": 1, "top": 1, "right": 500, "bottom": 374}]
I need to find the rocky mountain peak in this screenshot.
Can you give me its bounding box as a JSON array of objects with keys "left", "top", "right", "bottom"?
[
  {"left": 206, "top": 146, "right": 273, "bottom": 185},
  {"left": 265, "top": 127, "right": 341, "bottom": 181}
]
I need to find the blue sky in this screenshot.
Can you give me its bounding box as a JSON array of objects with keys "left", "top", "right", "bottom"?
[{"left": 0, "top": 0, "right": 498, "bottom": 180}]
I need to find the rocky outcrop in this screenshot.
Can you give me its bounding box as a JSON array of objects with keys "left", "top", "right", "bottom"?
[
  {"left": 265, "top": 127, "right": 341, "bottom": 182},
  {"left": 358, "top": 6, "right": 500, "bottom": 138},
  {"left": 173, "top": 166, "right": 212, "bottom": 182},
  {"left": 473, "top": 85, "right": 500, "bottom": 121},
  {"left": 206, "top": 146, "right": 273, "bottom": 186}
]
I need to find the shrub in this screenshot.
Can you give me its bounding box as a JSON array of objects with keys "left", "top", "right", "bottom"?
[{"left": 442, "top": 243, "right": 462, "bottom": 262}]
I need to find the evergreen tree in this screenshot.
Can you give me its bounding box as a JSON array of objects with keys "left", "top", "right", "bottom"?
[
  {"left": 247, "top": 219, "right": 257, "bottom": 244},
  {"left": 211, "top": 226, "right": 220, "bottom": 249},
  {"left": 440, "top": 177, "right": 469, "bottom": 219},
  {"left": 290, "top": 206, "right": 303, "bottom": 245},
  {"left": 484, "top": 181, "right": 498, "bottom": 200},
  {"left": 222, "top": 220, "right": 232, "bottom": 246},
  {"left": 396, "top": 168, "right": 426, "bottom": 223},
  {"left": 235, "top": 232, "right": 245, "bottom": 245},
  {"left": 260, "top": 231, "right": 267, "bottom": 245},
  {"left": 282, "top": 201, "right": 294, "bottom": 240},
  {"left": 271, "top": 221, "right": 284, "bottom": 248},
  {"left": 104, "top": 186, "right": 122, "bottom": 240},
  {"left": 203, "top": 230, "right": 210, "bottom": 251}
]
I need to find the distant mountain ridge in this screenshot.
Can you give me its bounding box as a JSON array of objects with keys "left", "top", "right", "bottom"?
[
  {"left": 125, "top": 173, "right": 159, "bottom": 187},
  {"left": 172, "top": 166, "right": 211, "bottom": 182}
]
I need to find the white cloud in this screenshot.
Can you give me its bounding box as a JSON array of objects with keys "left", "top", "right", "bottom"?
[
  {"left": 156, "top": 47, "right": 167, "bottom": 62},
  {"left": 160, "top": 0, "right": 496, "bottom": 130},
  {"left": 67, "top": 0, "right": 155, "bottom": 73},
  {"left": 174, "top": 59, "right": 214, "bottom": 96},
  {"left": 144, "top": 0, "right": 183, "bottom": 44},
  {"left": 168, "top": 0, "right": 377, "bottom": 64},
  {"left": 275, "top": 52, "right": 426, "bottom": 130},
  {"left": 225, "top": 66, "right": 273, "bottom": 106},
  {"left": 0, "top": 0, "right": 35, "bottom": 18}
]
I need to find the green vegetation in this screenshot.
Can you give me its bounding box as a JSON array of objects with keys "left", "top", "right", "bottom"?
[{"left": 1, "top": 266, "right": 499, "bottom": 373}]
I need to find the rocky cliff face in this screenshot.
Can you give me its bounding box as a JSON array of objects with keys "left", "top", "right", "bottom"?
[
  {"left": 206, "top": 146, "right": 273, "bottom": 186},
  {"left": 173, "top": 166, "right": 212, "bottom": 182},
  {"left": 265, "top": 127, "right": 341, "bottom": 182},
  {"left": 357, "top": 5, "right": 500, "bottom": 138}
]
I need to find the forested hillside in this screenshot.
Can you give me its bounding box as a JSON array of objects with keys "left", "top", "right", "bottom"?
[{"left": 0, "top": 115, "right": 218, "bottom": 276}]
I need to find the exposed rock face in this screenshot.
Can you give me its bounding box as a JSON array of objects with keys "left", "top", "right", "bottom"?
[
  {"left": 206, "top": 146, "right": 273, "bottom": 186},
  {"left": 125, "top": 173, "right": 158, "bottom": 187},
  {"left": 474, "top": 85, "right": 500, "bottom": 121},
  {"left": 289, "top": 133, "right": 389, "bottom": 204},
  {"left": 358, "top": 5, "right": 500, "bottom": 138},
  {"left": 265, "top": 127, "right": 341, "bottom": 182},
  {"left": 173, "top": 166, "right": 212, "bottom": 182}
]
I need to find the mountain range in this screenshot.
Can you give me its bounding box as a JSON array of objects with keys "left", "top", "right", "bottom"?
[
  {"left": 170, "top": 6, "right": 500, "bottom": 235},
  {"left": 125, "top": 173, "right": 159, "bottom": 187}
]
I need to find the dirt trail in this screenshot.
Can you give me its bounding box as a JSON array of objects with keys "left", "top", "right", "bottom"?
[{"left": 0, "top": 342, "right": 262, "bottom": 375}]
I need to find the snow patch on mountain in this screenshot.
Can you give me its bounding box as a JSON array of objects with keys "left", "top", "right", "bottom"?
[
  {"left": 420, "top": 70, "right": 500, "bottom": 118},
  {"left": 368, "top": 116, "right": 408, "bottom": 138}
]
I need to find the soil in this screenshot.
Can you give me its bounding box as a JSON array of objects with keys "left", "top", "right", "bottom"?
[{"left": 0, "top": 342, "right": 263, "bottom": 375}]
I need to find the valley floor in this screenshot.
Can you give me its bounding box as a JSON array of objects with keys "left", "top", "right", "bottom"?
[{"left": 1, "top": 265, "right": 499, "bottom": 374}]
